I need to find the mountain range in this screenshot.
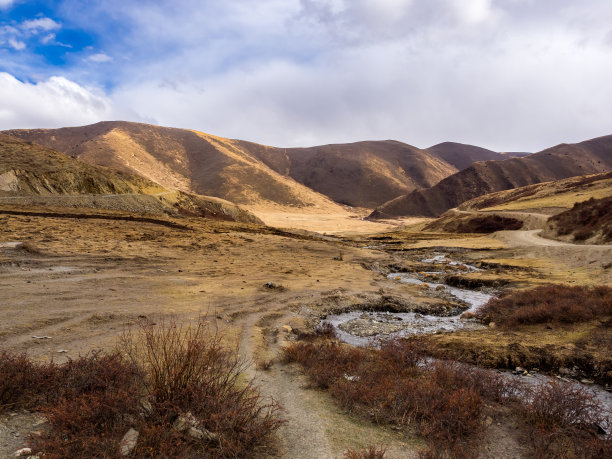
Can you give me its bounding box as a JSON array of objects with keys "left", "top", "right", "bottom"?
[{"left": 4, "top": 121, "right": 611, "bottom": 220}]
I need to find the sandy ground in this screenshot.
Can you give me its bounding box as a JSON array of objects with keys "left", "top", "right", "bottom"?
[{"left": 1, "top": 207, "right": 609, "bottom": 457}]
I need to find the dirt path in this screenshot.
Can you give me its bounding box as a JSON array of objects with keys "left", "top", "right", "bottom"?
[
  {"left": 497, "top": 229, "right": 611, "bottom": 248},
  {"left": 239, "top": 312, "right": 336, "bottom": 458}
]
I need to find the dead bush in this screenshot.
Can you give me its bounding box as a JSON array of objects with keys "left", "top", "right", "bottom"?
[
  {"left": 0, "top": 351, "right": 41, "bottom": 411},
  {"left": 284, "top": 338, "right": 489, "bottom": 457},
  {"left": 477, "top": 284, "right": 612, "bottom": 328},
  {"left": 521, "top": 379, "right": 611, "bottom": 458},
  {"left": 1, "top": 317, "right": 284, "bottom": 458},
  {"left": 121, "top": 317, "right": 285, "bottom": 457},
  {"left": 522, "top": 380, "right": 604, "bottom": 430},
  {"left": 344, "top": 445, "right": 387, "bottom": 458}
]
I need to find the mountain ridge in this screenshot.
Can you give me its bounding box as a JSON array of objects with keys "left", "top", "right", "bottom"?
[
  {"left": 4, "top": 121, "right": 511, "bottom": 210},
  {"left": 369, "top": 135, "right": 612, "bottom": 218}
]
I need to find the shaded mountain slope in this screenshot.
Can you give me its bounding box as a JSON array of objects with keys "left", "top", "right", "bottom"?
[
  {"left": 237, "top": 140, "right": 458, "bottom": 208},
  {"left": 425, "top": 142, "right": 501, "bottom": 171},
  {"left": 370, "top": 135, "right": 612, "bottom": 218}
]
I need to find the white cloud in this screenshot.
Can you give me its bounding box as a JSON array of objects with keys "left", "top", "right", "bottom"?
[
  {"left": 7, "top": 37, "right": 25, "bottom": 50},
  {"left": 21, "top": 18, "right": 61, "bottom": 33},
  {"left": 2, "top": 0, "right": 612, "bottom": 152},
  {"left": 87, "top": 52, "right": 112, "bottom": 63},
  {"left": 41, "top": 33, "right": 55, "bottom": 44},
  {"left": 0, "top": 0, "right": 15, "bottom": 9},
  {"left": 0, "top": 73, "right": 132, "bottom": 130}
]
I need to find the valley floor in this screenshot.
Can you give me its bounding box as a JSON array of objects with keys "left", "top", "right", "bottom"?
[{"left": 0, "top": 205, "right": 610, "bottom": 458}]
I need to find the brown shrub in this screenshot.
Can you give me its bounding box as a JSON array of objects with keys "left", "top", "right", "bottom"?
[
  {"left": 1, "top": 317, "right": 284, "bottom": 458},
  {"left": 344, "top": 445, "right": 387, "bottom": 458},
  {"left": 452, "top": 215, "right": 523, "bottom": 233},
  {"left": 523, "top": 380, "right": 604, "bottom": 430},
  {"left": 284, "top": 339, "right": 488, "bottom": 457},
  {"left": 477, "top": 284, "right": 612, "bottom": 328},
  {"left": 521, "top": 380, "right": 611, "bottom": 458},
  {"left": 0, "top": 351, "right": 45, "bottom": 411},
  {"left": 120, "top": 318, "right": 285, "bottom": 457},
  {"left": 548, "top": 196, "right": 612, "bottom": 243}
]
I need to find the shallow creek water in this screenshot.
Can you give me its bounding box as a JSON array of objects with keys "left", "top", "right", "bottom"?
[{"left": 324, "top": 259, "right": 493, "bottom": 347}]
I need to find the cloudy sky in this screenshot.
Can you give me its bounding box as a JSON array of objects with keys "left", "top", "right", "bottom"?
[{"left": 1, "top": 0, "right": 611, "bottom": 151}]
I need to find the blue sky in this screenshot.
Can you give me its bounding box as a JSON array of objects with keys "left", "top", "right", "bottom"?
[{"left": 1, "top": 0, "right": 612, "bottom": 151}]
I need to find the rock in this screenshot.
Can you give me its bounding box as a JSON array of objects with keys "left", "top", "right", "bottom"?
[
  {"left": 488, "top": 322, "right": 496, "bottom": 328},
  {"left": 460, "top": 311, "right": 476, "bottom": 320},
  {"left": 263, "top": 282, "right": 282, "bottom": 290},
  {"left": 188, "top": 426, "right": 219, "bottom": 442},
  {"left": 57, "top": 350, "right": 68, "bottom": 353},
  {"left": 580, "top": 379, "right": 594, "bottom": 385},
  {"left": 119, "top": 428, "right": 139, "bottom": 456},
  {"left": 172, "top": 412, "right": 200, "bottom": 433},
  {"left": 483, "top": 416, "right": 493, "bottom": 428},
  {"left": 281, "top": 325, "right": 292, "bottom": 333},
  {"left": 435, "top": 285, "right": 445, "bottom": 291},
  {"left": 31, "top": 336, "right": 52, "bottom": 340},
  {"left": 140, "top": 400, "right": 153, "bottom": 415},
  {"left": 559, "top": 367, "right": 576, "bottom": 377},
  {"left": 14, "top": 448, "right": 32, "bottom": 457},
  {"left": 173, "top": 413, "right": 219, "bottom": 443}
]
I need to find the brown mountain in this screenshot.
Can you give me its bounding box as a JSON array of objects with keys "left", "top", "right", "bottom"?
[
  {"left": 237, "top": 140, "right": 458, "bottom": 208},
  {"left": 0, "top": 133, "right": 262, "bottom": 223},
  {"left": 369, "top": 135, "right": 612, "bottom": 218},
  {"left": 425, "top": 142, "right": 501, "bottom": 170},
  {"left": 5, "top": 122, "right": 464, "bottom": 209}
]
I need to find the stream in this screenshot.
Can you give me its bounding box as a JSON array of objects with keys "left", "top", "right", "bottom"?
[
  {"left": 320, "top": 253, "right": 612, "bottom": 426},
  {"left": 324, "top": 258, "right": 493, "bottom": 348}
]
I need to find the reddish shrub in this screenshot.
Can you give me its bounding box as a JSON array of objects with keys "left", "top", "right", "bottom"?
[
  {"left": 477, "top": 284, "right": 612, "bottom": 328},
  {"left": 284, "top": 339, "right": 488, "bottom": 456},
  {"left": 344, "top": 445, "right": 387, "bottom": 458},
  {"left": 523, "top": 380, "right": 604, "bottom": 430},
  {"left": 521, "top": 379, "right": 611, "bottom": 458},
  {"left": 0, "top": 351, "right": 44, "bottom": 411},
  {"left": 548, "top": 196, "right": 612, "bottom": 243},
  {"left": 1, "top": 317, "right": 285, "bottom": 458}
]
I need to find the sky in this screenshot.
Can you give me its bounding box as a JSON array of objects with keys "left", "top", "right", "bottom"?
[{"left": 1, "top": 0, "right": 612, "bottom": 152}]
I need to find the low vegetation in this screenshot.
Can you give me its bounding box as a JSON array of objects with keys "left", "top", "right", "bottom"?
[
  {"left": 523, "top": 380, "right": 611, "bottom": 458},
  {"left": 343, "top": 445, "right": 387, "bottom": 458},
  {"left": 284, "top": 334, "right": 610, "bottom": 458},
  {"left": 0, "top": 319, "right": 284, "bottom": 458},
  {"left": 546, "top": 196, "right": 612, "bottom": 243},
  {"left": 449, "top": 215, "right": 523, "bottom": 233},
  {"left": 477, "top": 284, "right": 612, "bottom": 328},
  {"left": 284, "top": 336, "right": 516, "bottom": 457}
]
